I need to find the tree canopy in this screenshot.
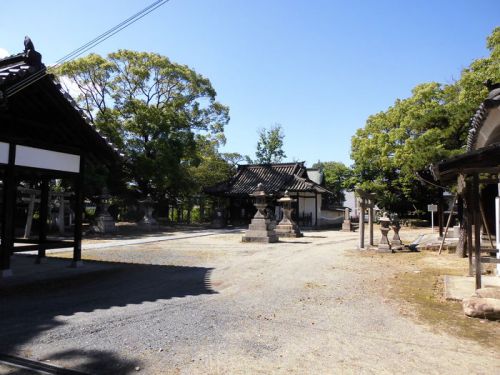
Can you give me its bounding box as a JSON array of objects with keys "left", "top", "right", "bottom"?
[
  {"left": 56, "top": 50, "right": 230, "bottom": 201},
  {"left": 254, "top": 124, "right": 287, "bottom": 164},
  {"left": 350, "top": 27, "right": 500, "bottom": 214},
  {"left": 312, "top": 161, "right": 352, "bottom": 206}
]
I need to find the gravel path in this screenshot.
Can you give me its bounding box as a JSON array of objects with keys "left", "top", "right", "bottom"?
[{"left": 1, "top": 229, "right": 499, "bottom": 374}]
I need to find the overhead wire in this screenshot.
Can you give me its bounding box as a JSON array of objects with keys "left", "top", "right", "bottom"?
[{"left": 5, "top": 0, "right": 171, "bottom": 98}]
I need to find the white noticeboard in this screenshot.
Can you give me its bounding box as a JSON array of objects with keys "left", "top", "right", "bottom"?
[{"left": 427, "top": 204, "right": 438, "bottom": 212}]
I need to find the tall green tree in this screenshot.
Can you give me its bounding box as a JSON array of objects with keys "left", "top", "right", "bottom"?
[
  {"left": 254, "top": 124, "right": 287, "bottom": 163},
  {"left": 312, "top": 161, "right": 352, "bottom": 205},
  {"left": 57, "top": 50, "right": 230, "bottom": 201},
  {"left": 350, "top": 27, "right": 500, "bottom": 214}
]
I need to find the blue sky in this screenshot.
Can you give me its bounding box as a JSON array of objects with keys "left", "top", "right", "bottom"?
[{"left": 1, "top": 1, "right": 498, "bottom": 166}]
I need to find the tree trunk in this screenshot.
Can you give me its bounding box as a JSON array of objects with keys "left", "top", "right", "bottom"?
[{"left": 457, "top": 226, "right": 467, "bottom": 258}]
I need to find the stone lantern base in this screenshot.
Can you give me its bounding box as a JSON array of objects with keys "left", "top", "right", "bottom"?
[
  {"left": 275, "top": 222, "right": 303, "bottom": 238},
  {"left": 242, "top": 216, "right": 278, "bottom": 243},
  {"left": 93, "top": 213, "right": 116, "bottom": 234},
  {"left": 341, "top": 220, "right": 353, "bottom": 232}
]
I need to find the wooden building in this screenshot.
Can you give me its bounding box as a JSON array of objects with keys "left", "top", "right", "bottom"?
[
  {"left": 205, "top": 162, "right": 331, "bottom": 227},
  {"left": 0, "top": 39, "right": 119, "bottom": 277},
  {"left": 431, "top": 81, "right": 500, "bottom": 288}
]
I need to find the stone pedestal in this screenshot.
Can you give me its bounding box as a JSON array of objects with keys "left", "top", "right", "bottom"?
[
  {"left": 391, "top": 217, "right": 403, "bottom": 251},
  {"left": 92, "top": 189, "right": 116, "bottom": 234},
  {"left": 341, "top": 208, "right": 353, "bottom": 232},
  {"left": 275, "top": 191, "right": 302, "bottom": 238},
  {"left": 242, "top": 184, "right": 278, "bottom": 243},
  {"left": 211, "top": 208, "right": 226, "bottom": 228},
  {"left": 377, "top": 214, "right": 392, "bottom": 253},
  {"left": 138, "top": 195, "right": 159, "bottom": 230}
]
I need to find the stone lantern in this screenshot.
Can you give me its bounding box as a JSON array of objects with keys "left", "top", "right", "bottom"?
[
  {"left": 377, "top": 212, "right": 392, "bottom": 253},
  {"left": 275, "top": 190, "right": 302, "bottom": 238},
  {"left": 242, "top": 183, "right": 278, "bottom": 243},
  {"left": 139, "top": 194, "right": 158, "bottom": 230},
  {"left": 92, "top": 187, "right": 116, "bottom": 234},
  {"left": 390, "top": 214, "right": 403, "bottom": 250}
]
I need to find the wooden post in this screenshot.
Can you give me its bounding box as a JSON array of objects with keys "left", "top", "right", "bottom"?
[
  {"left": 359, "top": 201, "right": 365, "bottom": 249},
  {"left": 368, "top": 205, "right": 374, "bottom": 246},
  {"left": 466, "top": 184, "right": 474, "bottom": 277},
  {"left": 71, "top": 154, "right": 84, "bottom": 268},
  {"left": 456, "top": 195, "right": 466, "bottom": 258},
  {"left": 36, "top": 179, "right": 49, "bottom": 264},
  {"left": 314, "top": 192, "right": 318, "bottom": 228},
  {"left": 438, "top": 194, "right": 457, "bottom": 255},
  {"left": 1, "top": 143, "right": 16, "bottom": 277},
  {"left": 438, "top": 188, "right": 444, "bottom": 238},
  {"left": 473, "top": 174, "right": 481, "bottom": 289}
]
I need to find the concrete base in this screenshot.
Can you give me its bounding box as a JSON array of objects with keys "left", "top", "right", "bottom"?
[
  {"left": 391, "top": 240, "right": 403, "bottom": 251},
  {"left": 242, "top": 216, "right": 278, "bottom": 243},
  {"left": 275, "top": 223, "right": 302, "bottom": 238},
  {"left": 93, "top": 214, "right": 117, "bottom": 234},
  {"left": 70, "top": 260, "right": 84, "bottom": 268},
  {"left": 1, "top": 269, "right": 13, "bottom": 278},
  {"left": 341, "top": 220, "right": 353, "bottom": 232},
  {"left": 242, "top": 235, "right": 278, "bottom": 243},
  {"left": 376, "top": 244, "right": 393, "bottom": 253},
  {"left": 444, "top": 275, "right": 500, "bottom": 301}
]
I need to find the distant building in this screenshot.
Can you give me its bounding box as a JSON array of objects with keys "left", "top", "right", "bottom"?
[{"left": 205, "top": 162, "right": 332, "bottom": 227}]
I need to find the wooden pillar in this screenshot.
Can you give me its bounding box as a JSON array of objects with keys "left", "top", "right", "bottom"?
[
  {"left": 314, "top": 192, "right": 318, "bottom": 227},
  {"left": 368, "top": 205, "right": 374, "bottom": 246},
  {"left": 456, "top": 195, "right": 466, "bottom": 258},
  {"left": 1, "top": 143, "right": 16, "bottom": 277},
  {"left": 438, "top": 188, "right": 444, "bottom": 238},
  {"left": 473, "top": 174, "right": 481, "bottom": 289},
  {"left": 72, "top": 155, "right": 84, "bottom": 268},
  {"left": 36, "top": 179, "right": 49, "bottom": 264},
  {"left": 359, "top": 201, "right": 365, "bottom": 249},
  {"left": 466, "top": 184, "right": 474, "bottom": 276}
]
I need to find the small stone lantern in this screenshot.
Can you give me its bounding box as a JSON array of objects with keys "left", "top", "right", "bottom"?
[
  {"left": 390, "top": 214, "right": 403, "bottom": 250},
  {"left": 377, "top": 212, "right": 392, "bottom": 253},
  {"left": 242, "top": 183, "right": 278, "bottom": 243},
  {"left": 139, "top": 194, "right": 158, "bottom": 230},
  {"left": 275, "top": 190, "right": 302, "bottom": 237},
  {"left": 92, "top": 187, "right": 116, "bottom": 234}
]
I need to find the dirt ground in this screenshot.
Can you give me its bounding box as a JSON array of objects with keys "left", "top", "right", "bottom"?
[{"left": 0, "top": 227, "right": 499, "bottom": 374}]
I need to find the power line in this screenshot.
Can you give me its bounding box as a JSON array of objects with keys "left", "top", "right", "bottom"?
[{"left": 6, "top": 0, "right": 171, "bottom": 98}]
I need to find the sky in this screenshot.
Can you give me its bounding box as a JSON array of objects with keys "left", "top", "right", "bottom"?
[{"left": 0, "top": 0, "right": 498, "bottom": 166}]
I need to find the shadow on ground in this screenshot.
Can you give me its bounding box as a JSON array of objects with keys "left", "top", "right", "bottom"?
[{"left": 0, "top": 256, "right": 216, "bottom": 374}]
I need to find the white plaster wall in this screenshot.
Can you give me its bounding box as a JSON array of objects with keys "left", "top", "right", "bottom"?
[
  {"left": 15, "top": 146, "right": 80, "bottom": 173},
  {"left": 0, "top": 142, "right": 9, "bottom": 164},
  {"left": 298, "top": 192, "right": 321, "bottom": 225}
]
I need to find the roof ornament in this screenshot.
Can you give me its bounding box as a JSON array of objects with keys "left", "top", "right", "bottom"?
[
  {"left": 23, "top": 36, "right": 42, "bottom": 69},
  {"left": 24, "top": 36, "right": 35, "bottom": 53}
]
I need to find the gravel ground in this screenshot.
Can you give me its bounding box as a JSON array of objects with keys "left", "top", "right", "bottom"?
[{"left": 0, "top": 229, "right": 499, "bottom": 374}]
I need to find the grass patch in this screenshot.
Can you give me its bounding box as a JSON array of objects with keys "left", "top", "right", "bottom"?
[{"left": 389, "top": 263, "right": 500, "bottom": 349}]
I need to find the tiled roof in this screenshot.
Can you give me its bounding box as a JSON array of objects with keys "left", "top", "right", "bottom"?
[
  {"left": 0, "top": 44, "right": 122, "bottom": 163},
  {"left": 205, "top": 162, "right": 330, "bottom": 197},
  {"left": 466, "top": 81, "right": 500, "bottom": 151}
]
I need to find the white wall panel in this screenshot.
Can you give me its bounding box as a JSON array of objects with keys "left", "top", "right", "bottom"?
[
  {"left": 0, "top": 142, "right": 9, "bottom": 164},
  {"left": 15, "top": 146, "right": 80, "bottom": 173}
]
